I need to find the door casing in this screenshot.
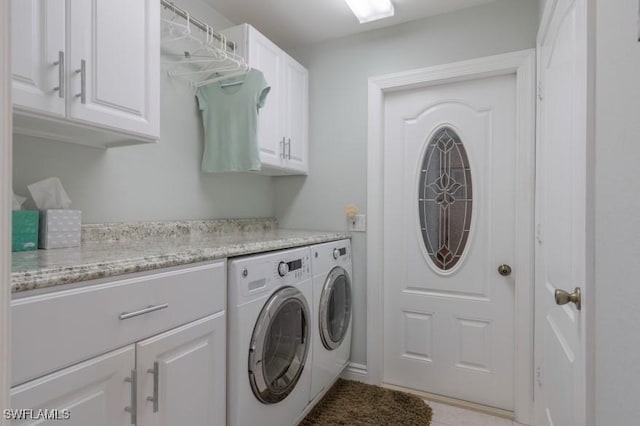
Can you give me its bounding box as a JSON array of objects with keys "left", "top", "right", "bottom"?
[
  {"left": 366, "top": 50, "right": 535, "bottom": 424},
  {"left": 1, "top": 0, "right": 12, "bottom": 414}
]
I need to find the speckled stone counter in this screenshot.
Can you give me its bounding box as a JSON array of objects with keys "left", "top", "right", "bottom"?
[{"left": 11, "top": 218, "right": 350, "bottom": 294}]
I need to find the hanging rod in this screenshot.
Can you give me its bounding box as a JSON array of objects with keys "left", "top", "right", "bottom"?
[{"left": 160, "top": 0, "right": 236, "bottom": 51}]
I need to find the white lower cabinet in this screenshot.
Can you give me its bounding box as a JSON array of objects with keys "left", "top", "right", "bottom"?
[
  {"left": 11, "top": 346, "right": 135, "bottom": 426},
  {"left": 10, "top": 262, "right": 226, "bottom": 425},
  {"left": 136, "top": 313, "right": 226, "bottom": 426}
]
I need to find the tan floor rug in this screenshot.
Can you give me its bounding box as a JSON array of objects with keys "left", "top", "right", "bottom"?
[{"left": 300, "top": 379, "right": 433, "bottom": 425}]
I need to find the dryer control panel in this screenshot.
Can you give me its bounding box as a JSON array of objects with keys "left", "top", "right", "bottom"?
[{"left": 310, "top": 239, "right": 352, "bottom": 276}]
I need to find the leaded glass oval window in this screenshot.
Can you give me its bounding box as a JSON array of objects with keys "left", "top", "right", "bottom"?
[{"left": 419, "top": 127, "right": 472, "bottom": 271}]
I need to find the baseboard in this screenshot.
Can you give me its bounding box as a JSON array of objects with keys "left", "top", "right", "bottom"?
[
  {"left": 382, "top": 383, "right": 515, "bottom": 420},
  {"left": 340, "top": 362, "right": 368, "bottom": 382}
]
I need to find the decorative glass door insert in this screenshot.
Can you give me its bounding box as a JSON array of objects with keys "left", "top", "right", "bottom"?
[{"left": 418, "top": 126, "right": 473, "bottom": 271}]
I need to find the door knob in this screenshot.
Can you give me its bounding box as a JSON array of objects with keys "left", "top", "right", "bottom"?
[
  {"left": 497, "top": 264, "right": 512, "bottom": 276},
  {"left": 555, "top": 287, "right": 581, "bottom": 311}
]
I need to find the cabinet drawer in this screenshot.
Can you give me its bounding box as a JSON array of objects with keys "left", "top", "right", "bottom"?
[{"left": 12, "top": 261, "right": 225, "bottom": 386}]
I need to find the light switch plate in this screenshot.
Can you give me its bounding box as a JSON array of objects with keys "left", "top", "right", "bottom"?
[{"left": 349, "top": 214, "right": 366, "bottom": 232}]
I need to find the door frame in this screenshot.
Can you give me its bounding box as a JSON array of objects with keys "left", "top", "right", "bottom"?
[
  {"left": 1, "top": 0, "right": 12, "bottom": 414},
  {"left": 366, "top": 49, "right": 535, "bottom": 424}
]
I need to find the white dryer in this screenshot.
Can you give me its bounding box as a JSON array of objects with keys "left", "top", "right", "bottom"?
[
  {"left": 309, "top": 239, "right": 353, "bottom": 401},
  {"left": 228, "top": 247, "right": 312, "bottom": 426}
]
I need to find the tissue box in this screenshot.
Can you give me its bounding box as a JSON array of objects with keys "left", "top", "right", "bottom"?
[
  {"left": 12, "top": 211, "right": 39, "bottom": 252},
  {"left": 39, "top": 210, "right": 82, "bottom": 249}
]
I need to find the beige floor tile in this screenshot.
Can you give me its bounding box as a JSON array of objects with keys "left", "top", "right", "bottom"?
[{"left": 425, "top": 400, "right": 513, "bottom": 426}]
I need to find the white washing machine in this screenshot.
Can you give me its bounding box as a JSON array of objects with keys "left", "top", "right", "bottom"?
[
  {"left": 228, "top": 247, "right": 312, "bottom": 426},
  {"left": 309, "top": 239, "right": 353, "bottom": 402}
]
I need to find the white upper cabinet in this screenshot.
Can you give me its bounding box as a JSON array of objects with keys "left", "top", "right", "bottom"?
[
  {"left": 11, "top": 0, "right": 66, "bottom": 117},
  {"left": 247, "top": 29, "right": 283, "bottom": 169},
  {"left": 67, "top": 0, "right": 159, "bottom": 138},
  {"left": 11, "top": 0, "right": 160, "bottom": 148},
  {"left": 282, "top": 55, "right": 308, "bottom": 173},
  {"left": 223, "top": 24, "right": 309, "bottom": 175}
]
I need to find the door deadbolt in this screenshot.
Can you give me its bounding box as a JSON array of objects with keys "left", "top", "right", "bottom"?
[
  {"left": 497, "top": 264, "right": 512, "bottom": 276},
  {"left": 555, "top": 287, "right": 581, "bottom": 310}
]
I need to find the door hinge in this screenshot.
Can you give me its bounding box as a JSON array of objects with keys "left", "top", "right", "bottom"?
[
  {"left": 536, "top": 223, "right": 543, "bottom": 243},
  {"left": 537, "top": 81, "right": 543, "bottom": 101},
  {"left": 536, "top": 366, "right": 543, "bottom": 386}
]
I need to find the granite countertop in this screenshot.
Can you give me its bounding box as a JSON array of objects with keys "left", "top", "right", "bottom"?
[{"left": 11, "top": 218, "right": 350, "bottom": 294}]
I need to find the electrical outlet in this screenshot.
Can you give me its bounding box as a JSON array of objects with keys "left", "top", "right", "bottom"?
[{"left": 349, "top": 214, "right": 366, "bottom": 232}]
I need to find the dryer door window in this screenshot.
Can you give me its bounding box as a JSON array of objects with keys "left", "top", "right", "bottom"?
[
  {"left": 319, "top": 266, "right": 352, "bottom": 350},
  {"left": 249, "top": 286, "right": 310, "bottom": 404}
]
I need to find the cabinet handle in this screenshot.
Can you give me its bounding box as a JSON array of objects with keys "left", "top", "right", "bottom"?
[
  {"left": 124, "top": 369, "right": 137, "bottom": 425},
  {"left": 53, "top": 51, "right": 65, "bottom": 98},
  {"left": 119, "top": 303, "right": 169, "bottom": 320},
  {"left": 280, "top": 137, "right": 286, "bottom": 159},
  {"left": 75, "top": 59, "right": 86, "bottom": 104},
  {"left": 287, "top": 138, "right": 292, "bottom": 160},
  {"left": 147, "top": 361, "right": 160, "bottom": 413}
]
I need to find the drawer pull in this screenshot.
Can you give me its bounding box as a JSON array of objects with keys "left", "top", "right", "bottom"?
[{"left": 119, "top": 303, "right": 169, "bottom": 320}]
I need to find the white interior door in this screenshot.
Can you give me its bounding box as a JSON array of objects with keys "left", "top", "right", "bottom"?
[
  {"left": 383, "top": 73, "right": 518, "bottom": 410},
  {"left": 535, "top": 0, "right": 587, "bottom": 424}
]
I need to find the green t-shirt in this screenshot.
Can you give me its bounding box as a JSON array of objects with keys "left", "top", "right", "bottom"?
[{"left": 196, "top": 69, "right": 270, "bottom": 172}]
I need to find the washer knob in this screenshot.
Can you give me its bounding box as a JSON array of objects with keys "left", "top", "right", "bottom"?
[
  {"left": 333, "top": 248, "right": 340, "bottom": 260},
  {"left": 277, "top": 261, "right": 289, "bottom": 277}
]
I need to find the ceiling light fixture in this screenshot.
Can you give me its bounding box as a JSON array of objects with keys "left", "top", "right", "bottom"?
[{"left": 344, "top": 0, "right": 395, "bottom": 24}]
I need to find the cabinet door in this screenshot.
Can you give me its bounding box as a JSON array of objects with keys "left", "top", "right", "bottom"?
[
  {"left": 136, "top": 313, "right": 226, "bottom": 426},
  {"left": 249, "top": 28, "right": 284, "bottom": 168},
  {"left": 283, "top": 55, "right": 309, "bottom": 174},
  {"left": 67, "top": 0, "right": 159, "bottom": 138},
  {"left": 10, "top": 346, "right": 135, "bottom": 426},
  {"left": 11, "top": 0, "right": 65, "bottom": 116}
]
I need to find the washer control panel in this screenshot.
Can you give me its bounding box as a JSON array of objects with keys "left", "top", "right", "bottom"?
[
  {"left": 332, "top": 247, "right": 348, "bottom": 260},
  {"left": 274, "top": 256, "right": 309, "bottom": 280},
  {"left": 277, "top": 261, "right": 289, "bottom": 277}
]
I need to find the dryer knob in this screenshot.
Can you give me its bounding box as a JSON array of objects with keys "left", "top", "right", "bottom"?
[
  {"left": 277, "top": 261, "right": 289, "bottom": 277},
  {"left": 333, "top": 248, "right": 340, "bottom": 260}
]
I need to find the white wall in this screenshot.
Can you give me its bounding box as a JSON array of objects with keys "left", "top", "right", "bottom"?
[
  {"left": 276, "top": 0, "right": 540, "bottom": 365},
  {"left": 12, "top": 0, "right": 275, "bottom": 224},
  {"left": 594, "top": 0, "right": 640, "bottom": 423},
  {"left": 539, "top": 0, "right": 547, "bottom": 20}
]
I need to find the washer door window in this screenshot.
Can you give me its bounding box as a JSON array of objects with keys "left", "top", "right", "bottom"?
[
  {"left": 249, "top": 286, "right": 310, "bottom": 404},
  {"left": 319, "top": 266, "right": 352, "bottom": 350}
]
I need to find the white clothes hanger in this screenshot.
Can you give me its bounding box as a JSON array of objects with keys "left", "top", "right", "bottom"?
[
  {"left": 161, "top": 2, "right": 248, "bottom": 89},
  {"left": 160, "top": 10, "right": 192, "bottom": 45},
  {"left": 194, "top": 68, "right": 249, "bottom": 88}
]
